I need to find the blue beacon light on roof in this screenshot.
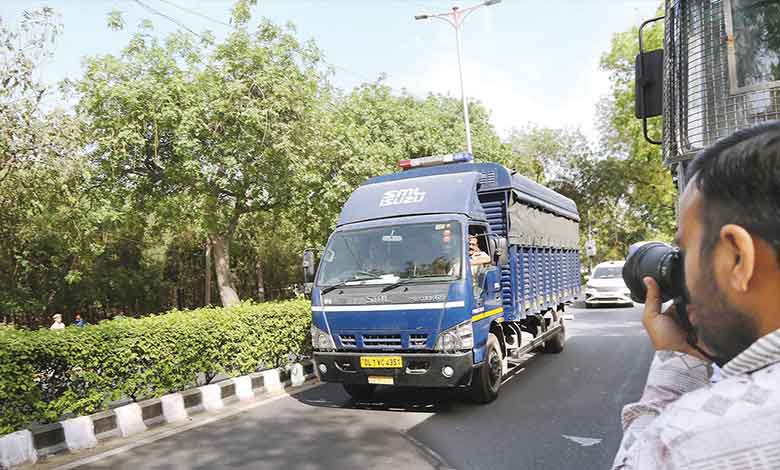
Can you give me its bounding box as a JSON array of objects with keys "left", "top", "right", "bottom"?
[{"left": 399, "top": 152, "right": 474, "bottom": 169}]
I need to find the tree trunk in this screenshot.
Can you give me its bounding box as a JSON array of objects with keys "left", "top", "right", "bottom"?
[
  {"left": 255, "top": 257, "right": 265, "bottom": 302},
  {"left": 169, "top": 286, "right": 178, "bottom": 310},
  {"left": 211, "top": 234, "right": 240, "bottom": 307},
  {"left": 205, "top": 238, "right": 212, "bottom": 306}
]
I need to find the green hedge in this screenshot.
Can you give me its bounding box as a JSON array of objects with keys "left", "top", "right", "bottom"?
[{"left": 0, "top": 300, "right": 311, "bottom": 435}]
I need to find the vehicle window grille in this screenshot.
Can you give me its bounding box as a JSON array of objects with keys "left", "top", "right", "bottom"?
[
  {"left": 339, "top": 334, "right": 356, "bottom": 347},
  {"left": 479, "top": 171, "right": 497, "bottom": 187},
  {"left": 664, "top": 0, "right": 780, "bottom": 166},
  {"left": 409, "top": 334, "right": 428, "bottom": 348},
  {"left": 362, "top": 334, "right": 402, "bottom": 347}
]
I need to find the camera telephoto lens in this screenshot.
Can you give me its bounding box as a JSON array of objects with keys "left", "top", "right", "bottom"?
[{"left": 622, "top": 241, "right": 685, "bottom": 303}]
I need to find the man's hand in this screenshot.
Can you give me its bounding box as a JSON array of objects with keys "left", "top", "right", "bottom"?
[{"left": 642, "top": 277, "right": 709, "bottom": 361}]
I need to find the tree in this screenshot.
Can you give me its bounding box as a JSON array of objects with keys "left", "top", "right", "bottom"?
[
  {"left": 0, "top": 8, "right": 65, "bottom": 182},
  {"left": 581, "top": 12, "right": 676, "bottom": 260},
  {"left": 505, "top": 125, "right": 592, "bottom": 184},
  {"left": 290, "top": 82, "right": 514, "bottom": 245},
  {"left": 0, "top": 9, "right": 102, "bottom": 326},
  {"left": 75, "top": 11, "right": 328, "bottom": 307}
]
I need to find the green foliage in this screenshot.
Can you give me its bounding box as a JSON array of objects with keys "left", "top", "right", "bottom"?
[
  {"left": 0, "top": 299, "right": 311, "bottom": 435},
  {"left": 292, "top": 82, "right": 513, "bottom": 244},
  {"left": 75, "top": 15, "right": 328, "bottom": 306},
  {"left": 505, "top": 125, "right": 592, "bottom": 184},
  {"left": 587, "top": 12, "right": 675, "bottom": 261},
  {"left": 106, "top": 10, "right": 124, "bottom": 31},
  {"left": 538, "top": 11, "right": 675, "bottom": 265}
]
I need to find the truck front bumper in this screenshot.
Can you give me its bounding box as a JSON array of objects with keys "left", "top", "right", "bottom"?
[{"left": 313, "top": 351, "right": 474, "bottom": 388}]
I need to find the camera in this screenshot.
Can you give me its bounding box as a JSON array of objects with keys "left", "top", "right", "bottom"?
[
  {"left": 622, "top": 241, "right": 686, "bottom": 304},
  {"left": 623, "top": 241, "right": 713, "bottom": 359}
]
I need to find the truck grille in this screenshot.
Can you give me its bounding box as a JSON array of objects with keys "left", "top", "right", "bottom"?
[
  {"left": 336, "top": 333, "right": 430, "bottom": 349},
  {"left": 362, "top": 334, "right": 402, "bottom": 347},
  {"left": 409, "top": 334, "right": 428, "bottom": 348}
]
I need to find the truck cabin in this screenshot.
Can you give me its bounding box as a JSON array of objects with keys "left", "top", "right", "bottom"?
[
  {"left": 308, "top": 153, "right": 580, "bottom": 402},
  {"left": 309, "top": 152, "right": 580, "bottom": 321}
]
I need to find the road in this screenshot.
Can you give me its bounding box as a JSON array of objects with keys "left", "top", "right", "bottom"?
[{"left": 47, "top": 305, "right": 653, "bottom": 470}]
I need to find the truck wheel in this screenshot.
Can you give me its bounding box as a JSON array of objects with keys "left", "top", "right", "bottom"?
[
  {"left": 343, "top": 383, "right": 376, "bottom": 401},
  {"left": 543, "top": 322, "right": 566, "bottom": 354},
  {"left": 470, "top": 333, "right": 502, "bottom": 404}
]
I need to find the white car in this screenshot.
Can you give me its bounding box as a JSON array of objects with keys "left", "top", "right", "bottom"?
[{"left": 584, "top": 261, "right": 633, "bottom": 308}]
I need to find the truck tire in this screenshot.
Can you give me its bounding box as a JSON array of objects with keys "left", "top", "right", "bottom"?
[
  {"left": 543, "top": 322, "right": 566, "bottom": 354},
  {"left": 343, "top": 383, "right": 376, "bottom": 401},
  {"left": 470, "top": 333, "right": 502, "bottom": 404}
]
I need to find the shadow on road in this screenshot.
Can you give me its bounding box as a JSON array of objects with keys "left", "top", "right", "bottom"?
[
  {"left": 294, "top": 348, "right": 546, "bottom": 415},
  {"left": 294, "top": 381, "right": 467, "bottom": 414},
  {"left": 79, "top": 406, "right": 439, "bottom": 470}
]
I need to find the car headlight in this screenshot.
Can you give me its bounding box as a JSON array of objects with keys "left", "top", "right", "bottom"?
[
  {"left": 311, "top": 325, "right": 335, "bottom": 350},
  {"left": 435, "top": 320, "right": 473, "bottom": 353}
]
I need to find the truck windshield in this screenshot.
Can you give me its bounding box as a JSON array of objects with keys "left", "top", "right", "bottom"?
[{"left": 317, "top": 221, "right": 462, "bottom": 286}]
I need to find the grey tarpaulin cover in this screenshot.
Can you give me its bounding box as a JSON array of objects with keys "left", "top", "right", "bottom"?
[{"left": 508, "top": 192, "right": 579, "bottom": 249}]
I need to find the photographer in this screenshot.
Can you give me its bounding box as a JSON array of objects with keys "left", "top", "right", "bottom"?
[{"left": 612, "top": 123, "right": 780, "bottom": 469}]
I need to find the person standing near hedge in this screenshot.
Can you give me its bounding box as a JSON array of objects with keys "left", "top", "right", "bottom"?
[
  {"left": 74, "top": 313, "right": 86, "bottom": 328},
  {"left": 50, "top": 314, "right": 65, "bottom": 330}
]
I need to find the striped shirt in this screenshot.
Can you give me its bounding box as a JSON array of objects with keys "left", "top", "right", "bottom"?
[{"left": 612, "top": 329, "right": 780, "bottom": 469}]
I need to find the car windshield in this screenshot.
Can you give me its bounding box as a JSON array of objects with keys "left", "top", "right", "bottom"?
[
  {"left": 592, "top": 266, "right": 623, "bottom": 279},
  {"left": 316, "top": 221, "right": 462, "bottom": 286}
]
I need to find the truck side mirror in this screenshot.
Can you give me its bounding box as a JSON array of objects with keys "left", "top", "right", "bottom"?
[
  {"left": 635, "top": 49, "right": 663, "bottom": 120},
  {"left": 634, "top": 14, "right": 665, "bottom": 145},
  {"left": 302, "top": 249, "right": 316, "bottom": 283}
]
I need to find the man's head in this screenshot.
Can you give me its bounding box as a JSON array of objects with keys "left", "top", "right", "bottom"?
[
  {"left": 468, "top": 235, "right": 479, "bottom": 254},
  {"left": 678, "top": 121, "right": 780, "bottom": 363},
  {"left": 52, "top": 314, "right": 62, "bottom": 323},
  {"left": 75, "top": 313, "right": 82, "bottom": 321}
]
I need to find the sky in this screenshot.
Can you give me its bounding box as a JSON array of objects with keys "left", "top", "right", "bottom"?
[{"left": 1, "top": 0, "right": 661, "bottom": 140}]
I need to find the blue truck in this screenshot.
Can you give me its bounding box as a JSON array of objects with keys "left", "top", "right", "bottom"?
[{"left": 305, "top": 153, "right": 581, "bottom": 403}]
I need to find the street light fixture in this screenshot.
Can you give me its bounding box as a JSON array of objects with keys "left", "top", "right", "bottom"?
[{"left": 415, "top": 0, "right": 501, "bottom": 155}]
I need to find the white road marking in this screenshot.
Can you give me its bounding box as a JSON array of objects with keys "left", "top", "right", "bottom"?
[{"left": 561, "top": 434, "right": 603, "bottom": 447}]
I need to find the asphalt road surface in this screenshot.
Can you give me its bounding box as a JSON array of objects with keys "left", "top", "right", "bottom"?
[{"left": 47, "top": 305, "right": 654, "bottom": 470}]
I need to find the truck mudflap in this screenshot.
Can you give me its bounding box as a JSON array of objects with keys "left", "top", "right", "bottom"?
[{"left": 313, "top": 351, "right": 473, "bottom": 388}]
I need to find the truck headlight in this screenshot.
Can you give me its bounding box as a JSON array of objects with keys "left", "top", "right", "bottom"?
[
  {"left": 435, "top": 320, "right": 473, "bottom": 353},
  {"left": 311, "top": 325, "right": 335, "bottom": 350}
]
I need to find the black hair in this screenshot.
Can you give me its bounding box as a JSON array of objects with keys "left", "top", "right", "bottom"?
[{"left": 687, "top": 121, "right": 780, "bottom": 264}]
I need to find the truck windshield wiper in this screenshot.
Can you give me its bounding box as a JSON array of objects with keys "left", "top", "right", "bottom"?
[
  {"left": 320, "top": 274, "right": 385, "bottom": 294},
  {"left": 381, "top": 275, "right": 453, "bottom": 292}
]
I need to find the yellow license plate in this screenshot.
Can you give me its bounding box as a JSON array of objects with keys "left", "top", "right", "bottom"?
[
  {"left": 368, "top": 376, "right": 394, "bottom": 385},
  {"left": 360, "top": 356, "right": 403, "bottom": 369}
]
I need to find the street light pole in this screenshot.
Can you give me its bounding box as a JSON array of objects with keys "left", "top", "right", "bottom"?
[
  {"left": 415, "top": 0, "right": 501, "bottom": 155},
  {"left": 452, "top": 8, "right": 473, "bottom": 155}
]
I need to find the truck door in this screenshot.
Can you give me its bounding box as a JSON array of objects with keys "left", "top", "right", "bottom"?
[{"left": 468, "top": 226, "right": 501, "bottom": 313}]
